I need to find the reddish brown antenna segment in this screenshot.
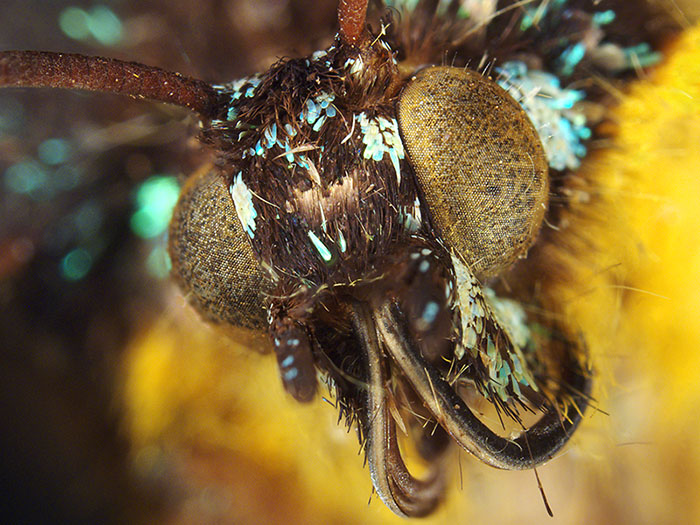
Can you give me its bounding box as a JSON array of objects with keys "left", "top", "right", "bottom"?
[
  {"left": 0, "top": 50, "right": 227, "bottom": 120},
  {"left": 337, "top": 0, "right": 369, "bottom": 46}
]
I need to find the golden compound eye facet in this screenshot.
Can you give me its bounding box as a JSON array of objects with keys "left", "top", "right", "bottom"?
[
  {"left": 398, "top": 66, "right": 549, "bottom": 279},
  {"left": 168, "top": 169, "right": 269, "bottom": 335}
]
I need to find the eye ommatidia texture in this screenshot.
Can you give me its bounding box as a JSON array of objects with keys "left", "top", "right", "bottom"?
[
  {"left": 169, "top": 169, "right": 268, "bottom": 332},
  {"left": 398, "top": 67, "right": 549, "bottom": 278}
]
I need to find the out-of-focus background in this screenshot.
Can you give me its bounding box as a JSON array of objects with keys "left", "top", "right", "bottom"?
[{"left": 0, "top": 1, "right": 699, "bottom": 523}]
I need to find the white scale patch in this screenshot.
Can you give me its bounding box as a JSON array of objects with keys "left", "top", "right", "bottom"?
[
  {"left": 483, "top": 288, "right": 531, "bottom": 349},
  {"left": 230, "top": 171, "right": 257, "bottom": 238},
  {"left": 356, "top": 112, "right": 405, "bottom": 185},
  {"left": 451, "top": 254, "right": 536, "bottom": 400},
  {"left": 344, "top": 56, "right": 364, "bottom": 76},
  {"left": 452, "top": 256, "right": 482, "bottom": 359},
  {"left": 399, "top": 197, "right": 423, "bottom": 232}
]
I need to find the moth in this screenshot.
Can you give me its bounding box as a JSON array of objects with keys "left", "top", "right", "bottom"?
[{"left": 0, "top": 0, "right": 673, "bottom": 518}]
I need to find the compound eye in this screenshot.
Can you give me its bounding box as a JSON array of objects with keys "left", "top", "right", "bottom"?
[
  {"left": 397, "top": 66, "right": 549, "bottom": 279},
  {"left": 169, "top": 169, "right": 269, "bottom": 340}
]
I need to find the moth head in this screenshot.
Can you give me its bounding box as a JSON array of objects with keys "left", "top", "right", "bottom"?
[
  {"left": 397, "top": 66, "right": 549, "bottom": 279},
  {"left": 158, "top": 16, "right": 583, "bottom": 519}
]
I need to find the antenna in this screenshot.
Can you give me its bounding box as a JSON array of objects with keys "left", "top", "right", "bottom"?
[{"left": 0, "top": 50, "right": 227, "bottom": 120}]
